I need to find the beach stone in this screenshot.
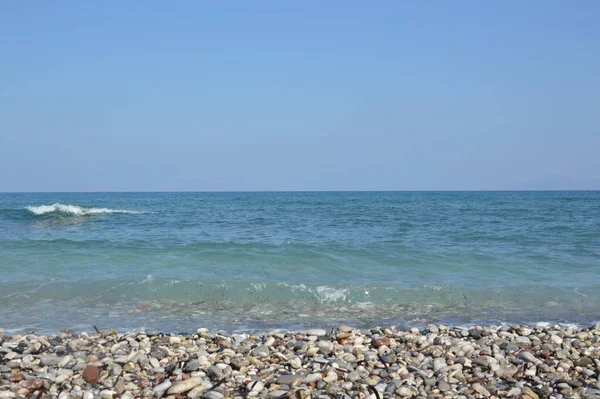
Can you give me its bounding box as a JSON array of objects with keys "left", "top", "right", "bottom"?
[
  {"left": 522, "top": 387, "right": 539, "bottom": 399},
  {"left": 58, "top": 355, "right": 74, "bottom": 368},
  {"left": 22, "top": 379, "right": 45, "bottom": 390},
  {"left": 153, "top": 380, "right": 172, "bottom": 396},
  {"left": 187, "top": 385, "right": 208, "bottom": 399},
  {"left": 303, "top": 373, "right": 322, "bottom": 383},
  {"left": 277, "top": 374, "right": 302, "bottom": 386},
  {"left": 518, "top": 351, "right": 540, "bottom": 364},
  {"left": 203, "top": 392, "right": 224, "bottom": 399},
  {"left": 433, "top": 358, "right": 447, "bottom": 372},
  {"left": 207, "top": 365, "right": 223, "bottom": 379},
  {"left": 82, "top": 365, "right": 101, "bottom": 384},
  {"left": 323, "top": 371, "right": 337, "bottom": 383},
  {"left": 372, "top": 337, "right": 391, "bottom": 348},
  {"left": 306, "top": 329, "right": 327, "bottom": 337},
  {"left": 346, "top": 371, "right": 360, "bottom": 382},
  {"left": 40, "top": 354, "right": 61, "bottom": 366},
  {"left": 472, "top": 383, "right": 490, "bottom": 397},
  {"left": 338, "top": 325, "right": 353, "bottom": 333},
  {"left": 515, "top": 336, "right": 531, "bottom": 345},
  {"left": 317, "top": 340, "right": 333, "bottom": 354},
  {"left": 268, "top": 390, "right": 289, "bottom": 398},
  {"left": 246, "top": 380, "right": 264, "bottom": 394},
  {"left": 289, "top": 357, "right": 302, "bottom": 369},
  {"left": 251, "top": 345, "right": 270, "bottom": 357},
  {"left": 185, "top": 359, "right": 201, "bottom": 371},
  {"left": 551, "top": 335, "right": 563, "bottom": 345},
  {"left": 576, "top": 356, "right": 594, "bottom": 367},
  {"left": 167, "top": 377, "right": 204, "bottom": 394},
  {"left": 438, "top": 381, "right": 451, "bottom": 392},
  {"left": 495, "top": 366, "right": 518, "bottom": 378},
  {"left": 100, "top": 390, "right": 116, "bottom": 399}
]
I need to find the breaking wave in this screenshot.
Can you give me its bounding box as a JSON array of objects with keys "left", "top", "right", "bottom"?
[{"left": 25, "top": 203, "right": 143, "bottom": 216}]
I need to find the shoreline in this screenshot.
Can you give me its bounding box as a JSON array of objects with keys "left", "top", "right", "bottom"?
[{"left": 2, "top": 323, "right": 600, "bottom": 398}]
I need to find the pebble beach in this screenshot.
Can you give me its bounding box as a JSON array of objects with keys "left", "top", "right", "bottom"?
[{"left": 2, "top": 323, "right": 600, "bottom": 399}]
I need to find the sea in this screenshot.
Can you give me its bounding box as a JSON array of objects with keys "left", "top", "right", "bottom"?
[{"left": 0, "top": 191, "right": 598, "bottom": 334}]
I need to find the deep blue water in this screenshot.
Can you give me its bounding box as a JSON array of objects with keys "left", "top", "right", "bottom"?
[{"left": 0, "top": 191, "right": 599, "bottom": 333}]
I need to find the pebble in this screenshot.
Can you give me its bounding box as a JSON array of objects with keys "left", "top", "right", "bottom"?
[
  {"left": 522, "top": 387, "right": 539, "bottom": 399},
  {"left": 152, "top": 380, "right": 172, "bottom": 395},
  {"left": 82, "top": 365, "right": 100, "bottom": 384},
  {"left": 438, "top": 381, "right": 451, "bottom": 392},
  {"left": 40, "top": 354, "right": 61, "bottom": 366},
  {"left": 472, "top": 382, "right": 491, "bottom": 397},
  {"left": 0, "top": 324, "right": 598, "bottom": 398},
  {"left": 518, "top": 350, "right": 541, "bottom": 364},
  {"left": 204, "top": 391, "right": 224, "bottom": 399},
  {"left": 277, "top": 374, "right": 302, "bottom": 386}
]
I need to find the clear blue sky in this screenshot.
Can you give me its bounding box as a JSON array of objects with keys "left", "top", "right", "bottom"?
[{"left": 1, "top": 1, "right": 599, "bottom": 191}]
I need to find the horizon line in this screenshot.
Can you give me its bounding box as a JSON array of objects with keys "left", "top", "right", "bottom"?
[{"left": 1, "top": 189, "right": 600, "bottom": 194}]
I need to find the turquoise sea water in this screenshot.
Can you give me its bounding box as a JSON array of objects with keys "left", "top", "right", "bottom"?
[{"left": 0, "top": 191, "right": 599, "bottom": 334}]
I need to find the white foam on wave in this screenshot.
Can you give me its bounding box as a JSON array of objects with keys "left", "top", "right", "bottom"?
[
  {"left": 25, "top": 203, "right": 143, "bottom": 216},
  {"left": 313, "top": 285, "right": 349, "bottom": 303}
]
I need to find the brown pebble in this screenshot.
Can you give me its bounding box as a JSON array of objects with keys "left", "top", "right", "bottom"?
[
  {"left": 372, "top": 337, "right": 391, "bottom": 348},
  {"left": 82, "top": 365, "right": 101, "bottom": 384},
  {"left": 10, "top": 374, "right": 25, "bottom": 382},
  {"left": 87, "top": 354, "right": 99, "bottom": 362},
  {"left": 21, "top": 379, "right": 44, "bottom": 390},
  {"left": 139, "top": 377, "right": 150, "bottom": 388}
]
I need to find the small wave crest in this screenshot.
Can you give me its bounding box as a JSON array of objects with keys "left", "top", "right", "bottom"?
[{"left": 25, "top": 203, "right": 143, "bottom": 216}]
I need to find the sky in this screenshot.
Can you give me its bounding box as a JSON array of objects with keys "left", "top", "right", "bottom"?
[{"left": 1, "top": 1, "right": 599, "bottom": 191}]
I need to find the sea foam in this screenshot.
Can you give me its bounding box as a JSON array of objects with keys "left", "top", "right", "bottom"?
[{"left": 25, "top": 203, "right": 142, "bottom": 216}]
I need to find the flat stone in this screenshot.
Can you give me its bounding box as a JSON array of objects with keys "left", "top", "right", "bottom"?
[
  {"left": 277, "top": 374, "right": 302, "bottom": 386},
  {"left": 268, "top": 390, "right": 289, "bottom": 398},
  {"left": 472, "top": 383, "right": 490, "bottom": 397},
  {"left": 338, "top": 325, "right": 353, "bottom": 333},
  {"left": 576, "top": 356, "right": 594, "bottom": 367},
  {"left": 250, "top": 345, "right": 270, "bottom": 357},
  {"left": 372, "top": 337, "right": 391, "bottom": 348},
  {"left": 433, "top": 358, "right": 447, "bottom": 372},
  {"left": 495, "top": 366, "right": 518, "bottom": 378},
  {"left": 522, "top": 387, "right": 539, "bottom": 399},
  {"left": 22, "top": 379, "right": 45, "bottom": 390},
  {"left": 518, "top": 351, "right": 540, "bottom": 364},
  {"left": 203, "top": 392, "right": 224, "bottom": 399},
  {"left": 438, "top": 381, "right": 451, "bottom": 392},
  {"left": 40, "top": 354, "right": 61, "bottom": 366},
  {"left": 246, "top": 380, "right": 264, "bottom": 394},
  {"left": 207, "top": 365, "right": 223, "bottom": 379},
  {"left": 152, "top": 380, "right": 172, "bottom": 395},
  {"left": 515, "top": 336, "right": 531, "bottom": 345},
  {"left": 167, "top": 378, "right": 204, "bottom": 394},
  {"left": 100, "top": 390, "right": 116, "bottom": 399},
  {"left": 306, "top": 329, "right": 327, "bottom": 337}
]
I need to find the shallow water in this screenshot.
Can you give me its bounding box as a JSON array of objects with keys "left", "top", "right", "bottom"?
[{"left": 0, "top": 191, "right": 598, "bottom": 333}]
